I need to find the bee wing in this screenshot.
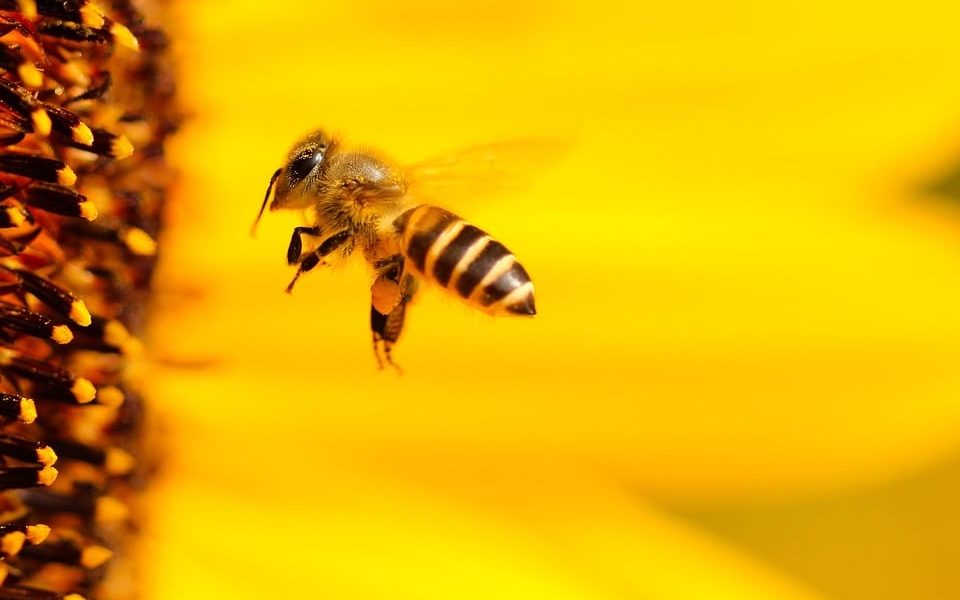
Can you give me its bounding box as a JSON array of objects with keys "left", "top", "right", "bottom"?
[{"left": 403, "top": 139, "right": 570, "bottom": 206}]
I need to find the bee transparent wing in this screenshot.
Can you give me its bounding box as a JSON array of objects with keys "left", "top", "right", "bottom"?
[{"left": 404, "top": 139, "right": 569, "bottom": 206}]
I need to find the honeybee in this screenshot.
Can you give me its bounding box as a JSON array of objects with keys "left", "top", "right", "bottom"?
[{"left": 253, "top": 130, "right": 541, "bottom": 368}]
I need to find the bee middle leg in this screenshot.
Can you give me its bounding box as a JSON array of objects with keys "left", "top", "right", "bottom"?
[{"left": 285, "top": 229, "right": 353, "bottom": 293}]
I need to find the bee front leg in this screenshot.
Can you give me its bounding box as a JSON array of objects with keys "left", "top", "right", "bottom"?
[
  {"left": 285, "top": 229, "right": 353, "bottom": 293},
  {"left": 286, "top": 225, "right": 322, "bottom": 265}
]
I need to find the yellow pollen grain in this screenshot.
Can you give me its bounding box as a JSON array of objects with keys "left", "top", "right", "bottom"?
[
  {"left": 122, "top": 336, "right": 144, "bottom": 356},
  {"left": 104, "top": 320, "right": 130, "bottom": 348},
  {"left": 38, "top": 466, "right": 57, "bottom": 486},
  {"left": 25, "top": 524, "right": 50, "bottom": 545},
  {"left": 95, "top": 496, "right": 129, "bottom": 524},
  {"left": 58, "top": 165, "right": 77, "bottom": 187},
  {"left": 79, "top": 201, "right": 99, "bottom": 221},
  {"left": 17, "top": 63, "right": 42, "bottom": 89},
  {"left": 80, "top": 5, "right": 105, "bottom": 28},
  {"left": 72, "top": 121, "right": 94, "bottom": 146},
  {"left": 111, "top": 134, "right": 135, "bottom": 159},
  {"left": 105, "top": 447, "right": 135, "bottom": 475},
  {"left": 1, "top": 531, "right": 24, "bottom": 556},
  {"left": 51, "top": 324, "right": 73, "bottom": 344},
  {"left": 58, "top": 61, "right": 89, "bottom": 87},
  {"left": 4, "top": 207, "right": 26, "bottom": 227},
  {"left": 30, "top": 109, "right": 51, "bottom": 136},
  {"left": 71, "top": 377, "right": 96, "bottom": 404},
  {"left": 19, "top": 398, "right": 36, "bottom": 424},
  {"left": 36, "top": 445, "right": 57, "bottom": 467},
  {"left": 97, "top": 385, "right": 125, "bottom": 408},
  {"left": 110, "top": 23, "right": 140, "bottom": 52},
  {"left": 122, "top": 227, "right": 156, "bottom": 256},
  {"left": 0, "top": 348, "right": 17, "bottom": 365},
  {"left": 64, "top": 594, "right": 86, "bottom": 600},
  {"left": 81, "top": 544, "right": 113, "bottom": 568},
  {"left": 70, "top": 299, "right": 92, "bottom": 326},
  {"left": 17, "top": 0, "right": 37, "bottom": 18}
]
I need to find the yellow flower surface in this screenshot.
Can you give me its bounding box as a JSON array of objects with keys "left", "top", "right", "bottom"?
[{"left": 144, "top": 1, "right": 960, "bottom": 598}]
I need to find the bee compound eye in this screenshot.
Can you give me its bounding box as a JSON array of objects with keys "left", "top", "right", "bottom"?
[{"left": 287, "top": 148, "right": 324, "bottom": 186}]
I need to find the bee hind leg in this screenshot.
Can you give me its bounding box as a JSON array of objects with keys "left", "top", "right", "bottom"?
[
  {"left": 371, "top": 303, "right": 405, "bottom": 374},
  {"left": 370, "top": 272, "right": 417, "bottom": 372}
]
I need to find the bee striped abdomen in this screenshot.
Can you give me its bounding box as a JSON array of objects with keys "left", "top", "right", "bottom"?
[{"left": 397, "top": 205, "right": 536, "bottom": 315}]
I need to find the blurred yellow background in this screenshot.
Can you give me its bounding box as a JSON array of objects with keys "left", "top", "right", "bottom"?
[{"left": 141, "top": 1, "right": 960, "bottom": 598}]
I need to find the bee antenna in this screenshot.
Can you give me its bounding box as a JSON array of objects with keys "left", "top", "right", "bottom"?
[{"left": 251, "top": 168, "right": 282, "bottom": 236}]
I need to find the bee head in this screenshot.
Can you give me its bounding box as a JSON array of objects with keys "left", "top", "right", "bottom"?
[
  {"left": 252, "top": 130, "right": 335, "bottom": 234},
  {"left": 274, "top": 130, "right": 334, "bottom": 207}
]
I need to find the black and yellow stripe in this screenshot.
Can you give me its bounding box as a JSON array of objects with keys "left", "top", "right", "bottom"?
[{"left": 397, "top": 205, "right": 536, "bottom": 315}]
